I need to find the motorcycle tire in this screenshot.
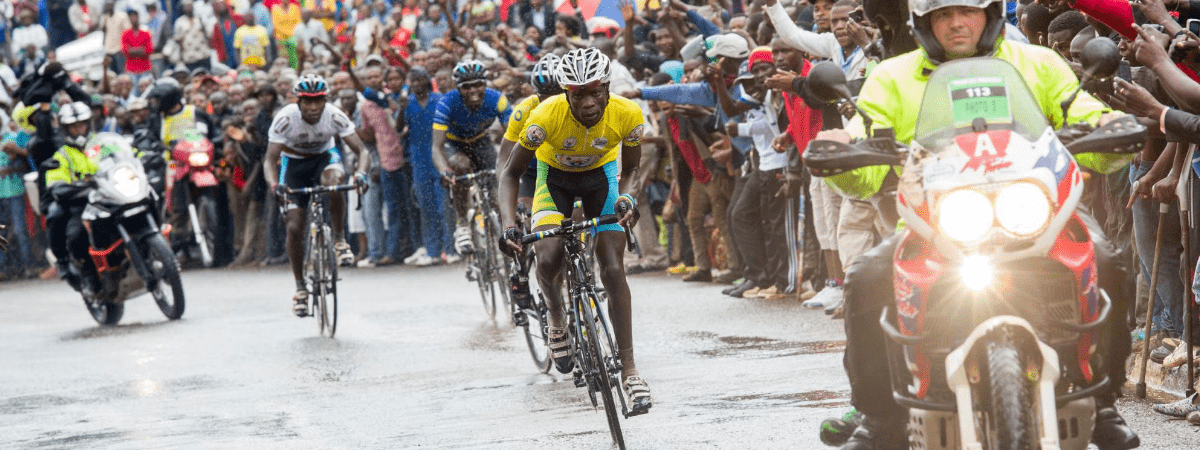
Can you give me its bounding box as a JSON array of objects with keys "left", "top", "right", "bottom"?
[
  {"left": 144, "top": 233, "right": 186, "bottom": 320},
  {"left": 986, "top": 337, "right": 1037, "bottom": 450},
  {"left": 85, "top": 297, "right": 124, "bottom": 326},
  {"left": 197, "top": 193, "right": 219, "bottom": 268}
]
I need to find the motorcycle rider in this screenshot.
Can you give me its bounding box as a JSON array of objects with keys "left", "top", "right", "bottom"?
[
  {"left": 43, "top": 101, "right": 100, "bottom": 294},
  {"left": 824, "top": 0, "right": 1138, "bottom": 449},
  {"left": 12, "top": 61, "right": 93, "bottom": 207},
  {"left": 145, "top": 81, "right": 232, "bottom": 264}
]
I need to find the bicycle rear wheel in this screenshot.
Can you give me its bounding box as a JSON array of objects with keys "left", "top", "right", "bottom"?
[
  {"left": 582, "top": 292, "right": 626, "bottom": 450},
  {"left": 472, "top": 211, "right": 497, "bottom": 320},
  {"left": 523, "top": 273, "right": 552, "bottom": 373}
]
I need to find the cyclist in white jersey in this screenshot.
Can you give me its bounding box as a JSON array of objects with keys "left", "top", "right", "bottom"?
[{"left": 264, "top": 74, "right": 371, "bottom": 317}]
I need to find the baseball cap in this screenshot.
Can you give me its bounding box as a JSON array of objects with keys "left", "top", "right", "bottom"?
[{"left": 705, "top": 34, "right": 750, "bottom": 60}]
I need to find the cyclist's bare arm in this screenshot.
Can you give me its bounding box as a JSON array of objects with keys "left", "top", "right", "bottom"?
[
  {"left": 431, "top": 128, "right": 451, "bottom": 176},
  {"left": 340, "top": 133, "right": 371, "bottom": 176},
  {"left": 617, "top": 143, "right": 642, "bottom": 227},
  {"left": 264, "top": 142, "right": 286, "bottom": 191},
  {"left": 499, "top": 142, "right": 535, "bottom": 231}
]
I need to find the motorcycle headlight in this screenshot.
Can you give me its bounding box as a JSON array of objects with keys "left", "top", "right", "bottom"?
[
  {"left": 959, "top": 255, "right": 994, "bottom": 291},
  {"left": 994, "top": 182, "right": 1051, "bottom": 237},
  {"left": 112, "top": 166, "right": 142, "bottom": 199},
  {"left": 188, "top": 152, "right": 211, "bottom": 167},
  {"left": 937, "top": 189, "right": 993, "bottom": 243}
]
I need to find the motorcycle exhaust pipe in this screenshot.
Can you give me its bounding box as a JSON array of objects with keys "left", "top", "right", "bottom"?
[{"left": 1136, "top": 201, "right": 1170, "bottom": 399}]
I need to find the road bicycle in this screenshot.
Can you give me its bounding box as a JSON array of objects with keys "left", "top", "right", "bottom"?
[
  {"left": 518, "top": 213, "right": 641, "bottom": 450},
  {"left": 453, "top": 170, "right": 512, "bottom": 322},
  {"left": 279, "top": 183, "right": 357, "bottom": 337}
]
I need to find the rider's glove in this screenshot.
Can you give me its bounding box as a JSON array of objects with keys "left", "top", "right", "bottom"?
[
  {"left": 354, "top": 171, "right": 368, "bottom": 186},
  {"left": 498, "top": 225, "right": 522, "bottom": 257},
  {"left": 272, "top": 183, "right": 288, "bottom": 198}
]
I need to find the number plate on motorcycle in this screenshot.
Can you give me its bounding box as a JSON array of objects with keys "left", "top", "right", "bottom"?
[{"left": 949, "top": 77, "right": 1010, "bottom": 128}]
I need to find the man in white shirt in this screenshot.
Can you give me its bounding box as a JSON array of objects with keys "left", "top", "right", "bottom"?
[
  {"left": 352, "top": 2, "right": 379, "bottom": 63},
  {"left": 11, "top": 10, "right": 49, "bottom": 59},
  {"left": 293, "top": 9, "right": 331, "bottom": 62}
]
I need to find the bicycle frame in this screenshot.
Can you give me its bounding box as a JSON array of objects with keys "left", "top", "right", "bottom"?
[{"left": 279, "top": 183, "right": 356, "bottom": 337}]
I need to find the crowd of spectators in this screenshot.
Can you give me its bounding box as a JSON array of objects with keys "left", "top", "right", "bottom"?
[{"left": 3, "top": 0, "right": 1200, "bottom": 418}]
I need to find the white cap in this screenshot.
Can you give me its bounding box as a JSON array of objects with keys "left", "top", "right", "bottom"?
[{"left": 705, "top": 34, "right": 750, "bottom": 59}]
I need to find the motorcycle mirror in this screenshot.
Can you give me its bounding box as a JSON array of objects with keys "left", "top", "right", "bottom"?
[
  {"left": 805, "top": 61, "right": 878, "bottom": 137},
  {"left": 40, "top": 158, "right": 61, "bottom": 172},
  {"left": 1079, "top": 38, "right": 1121, "bottom": 80},
  {"left": 806, "top": 61, "right": 852, "bottom": 104},
  {"left": 1062, "top": 39, "right": 1121, "bottom": 121}
]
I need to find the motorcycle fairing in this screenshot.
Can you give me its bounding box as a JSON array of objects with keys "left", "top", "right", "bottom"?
[{"left": 189, "top": 170, "right": 218, "bottom": 187}]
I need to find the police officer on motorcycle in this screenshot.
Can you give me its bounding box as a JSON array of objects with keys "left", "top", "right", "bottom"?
[
  {"left": 827, "top": 0, "right": 1139, "bottom": 448},
  {"left": 44, "top": 101, "right": 100, "bottom": 295}
]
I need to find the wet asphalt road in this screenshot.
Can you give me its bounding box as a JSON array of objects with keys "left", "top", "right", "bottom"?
[{"left": 2, "top": 263, "right": 1198, "bottom": 449}]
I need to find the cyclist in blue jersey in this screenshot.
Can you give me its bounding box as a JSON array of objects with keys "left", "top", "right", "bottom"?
[{"left": 431, "top": 59, "right": 513, "bottom": 254}]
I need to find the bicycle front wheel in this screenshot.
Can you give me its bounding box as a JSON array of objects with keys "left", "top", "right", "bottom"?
[
  {"left": 523, "top": 275, "right": 552, "bottom": 373},
  {"left": 321, "top": 224, "right": 339, "bottom": 337},
  {"left": 310, "top": 223, "right": 329, "bottom": 334},
  {"left": 583, "top": 292, "right": 626, "bottom": 450},
  {"left": 472, "top": 212, "right": 497, "bottom": 320}
]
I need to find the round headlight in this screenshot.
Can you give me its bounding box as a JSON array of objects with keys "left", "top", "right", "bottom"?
[
  {"left": 188, "top": 152, "right": 211, "bottom": 167},
  {"left": 937, "top": 189, "right": 993, "bottom": 243},
  {"left": 112, "top": 166, "right": 142, "bottom": 199},
  {"left": 995, "top": 182, "right": 1051, "bottom": 236}
]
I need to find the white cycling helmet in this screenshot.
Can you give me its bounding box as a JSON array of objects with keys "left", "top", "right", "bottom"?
[
  {"left": 556, "top": 48, "right": 611, "bottom": 88},
  {"left": 59, "top": 101, "right": 93, "bottom": 148}
]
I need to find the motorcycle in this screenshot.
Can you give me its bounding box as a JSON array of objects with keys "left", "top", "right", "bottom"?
[
  {"left": 75, "top": 133, "right": 185, "bottom": 325},
  {"left": 804, "top": 40, "right": 1144, "bottom": 450},
  {"left": 169, "top": 130, "right": 220, "bottom": 267}
]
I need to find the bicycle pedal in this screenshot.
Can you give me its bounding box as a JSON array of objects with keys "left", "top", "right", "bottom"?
[
  {"left": 572, "top": 370, "right": 587, "bottom": 388},
  {"left": 512, "top": 311, "right": 528, "bottom": 327}
]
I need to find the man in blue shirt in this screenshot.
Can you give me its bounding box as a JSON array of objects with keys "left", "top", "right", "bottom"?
[
  {"left": 430, "top": 60, "right": 511, "bottom": 254},
  {"left": 403, "top": 67, "right": 456, "bottom": 263},
  {"left": 0, "top": 129, "right": 36, "bottom": 280}
]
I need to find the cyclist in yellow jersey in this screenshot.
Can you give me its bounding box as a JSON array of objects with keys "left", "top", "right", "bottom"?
[
  {"left": 498, "top": 48, "right": 651, "bottom": 415},
  {"left": 500, "top": 54, "right": 565, "bottom": 213}
]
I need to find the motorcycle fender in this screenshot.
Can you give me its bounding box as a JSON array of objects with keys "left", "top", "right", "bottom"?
[
  {"left": 943, "top": 317, "right": 1063, "bottom": 450},
  {"left": 190, "top": 170, "right": 218, "bottom": 187}
]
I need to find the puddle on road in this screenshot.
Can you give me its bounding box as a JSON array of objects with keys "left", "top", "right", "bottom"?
[
  {"left": 0, "top": 394, "right": 80, "bottom": 415},
  {"left": 686, "top": 331, "right": 846, "bottom": 358},
  {"left": 59, "top": 321, "right": 178, "bottom": 341},
  {"left": 24, "top": 430, "right": 127, "bottom": 448},
  {"left": 290, "top": 337, "right": 362, "bottom": 383},
  {"left": 721, "top": 389, "right": 850, "bottom": 407},
  {"left": 463, "top": 322, "right": 517, "bottom": 353}
]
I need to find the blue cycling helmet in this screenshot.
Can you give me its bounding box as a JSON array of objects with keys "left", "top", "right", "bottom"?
[
  {"left": 293, "top": 74, "right": 329, "bottom": 98},
  {"left": 452, "top": 60, "right": 489, "bottom": 86},
  {"left": 530, "top": 54, "right": 564, "bottom": 98}
]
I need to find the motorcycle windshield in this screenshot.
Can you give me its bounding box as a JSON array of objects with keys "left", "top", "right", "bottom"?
[
  {"left": 84, "top": 132, "right": 137, "bottom": 163},
  {"left": 913, "top": 59, "right": 1048, "bottom": 153}
]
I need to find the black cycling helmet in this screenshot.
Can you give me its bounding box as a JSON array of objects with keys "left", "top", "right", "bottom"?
[
  {"left": 452, "top": 60, "right": 489, "bottom": 86},
  {"left": 147, "top": 82, "right": 183, "bottom": 115},
  {"left": 293, "top": 74, "right": 330, "bottom": 98},
  {"left": 530, "top": 54, "right": 564, "bottom": 98}
]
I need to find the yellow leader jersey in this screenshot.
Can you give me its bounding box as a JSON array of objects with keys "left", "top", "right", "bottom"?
[
  {"left": 504, "top": 94, "right": 543, "bottom": 143},
  {"left": 517, "top": 95, "right": 645, "bottom": 172}
]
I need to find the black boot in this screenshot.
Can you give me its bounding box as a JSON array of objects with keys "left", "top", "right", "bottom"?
[
  {"left": 723, "top": 279, "right": 753, "bottom": 296},
  {"left": 57, "top": 260, "right": 81, "bottom": 292},
  {"left": 840, "top": 413, "right": 907, "bottom": 450},
  {"left": 1092, "top": 403, "right": 1139, "bottom": 450}
]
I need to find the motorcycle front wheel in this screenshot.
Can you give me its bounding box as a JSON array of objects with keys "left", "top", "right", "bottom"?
[
  {"left": 985, "top": 332, "right": 1037, "bottom": 450},
  {"left": 85, "top": 297, "right": 124, "bottom": 325},
  {"left": 144, "top": 233, "right": 186, "bottom": 320}
]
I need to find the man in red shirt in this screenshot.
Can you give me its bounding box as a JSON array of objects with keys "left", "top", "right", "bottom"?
[{"left": 121, "top": 10, "right": 153, "bottom": 96}]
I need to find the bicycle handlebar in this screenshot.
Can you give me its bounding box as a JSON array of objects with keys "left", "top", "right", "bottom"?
[
  {"left": 520, "top": 214, "right": 622, "bottom": 245},
  {"left": 453, "top": 169, "right": 496, "bottom": 182},
  {"left": 279, "top": 184, "right": 358, "bottom": 195}
]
